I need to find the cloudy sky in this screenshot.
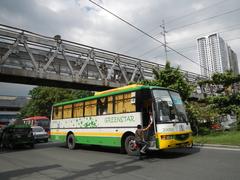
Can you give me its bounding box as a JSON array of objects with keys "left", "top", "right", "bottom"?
[{"left": 0, "top": 0, "right": 240, "bottom": 96}]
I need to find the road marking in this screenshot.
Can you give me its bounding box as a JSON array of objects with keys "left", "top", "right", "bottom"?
[{"left": 196, "top": 146, "right": 240, "bottom": 152}]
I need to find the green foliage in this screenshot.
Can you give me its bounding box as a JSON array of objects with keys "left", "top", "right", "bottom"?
[
  {"left": 193, "top": 131, "right": 240, "bottom": 145},
  {"left": 198, "top": 79, "right": 212, "bottom": 86},
  {"left": 139, "top": 61, "right": 194, "bottom": 101},
  {"left": 198, "top": 127, "right": 211, "bottom": 135},
  {"left": 198, "top": 71, "right": 240, "bottom": 95},
  {"left": 186, "top": 101, "right": 219, "bottom": 135},
  {"left": 207, "top": 93, "right": 240, "bottom": 114},
  {"left": 211, "top": 71, "right": 240, "bottom": 86},
  {"left": 20, "top": 87, "right": 93, "bottom": 118},
  {"left": 198, "top": 71, "right": 240, "bottom": 87},
  {"left": 185, "top": 102, "right": 200, "bottom": 135},
  {"left": 196, "top": 71, "right": 240, "bottom": 131}
]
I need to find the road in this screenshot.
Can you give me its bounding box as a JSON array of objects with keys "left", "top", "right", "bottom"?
[{"left": 0, "top": 142, "right": 239, "bottom": 180}]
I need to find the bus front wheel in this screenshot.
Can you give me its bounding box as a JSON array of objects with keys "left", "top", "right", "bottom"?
[
  {"left": 124, "top": 135, "right": 138, "bottom": 155},
  {"left": 67, "top": 134, "right": 76, "bottom": 150}
]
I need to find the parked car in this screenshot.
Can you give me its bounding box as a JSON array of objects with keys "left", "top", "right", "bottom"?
[
  {"left": 220, "top": 115, "right": 237, "bottom": 131},
  {"left": 32, "top": 126, "right": 49, "bottom": 143},
  {"left": 0, "top": 124, "right": 34, "bottom": 149},
  {"left": 211, "top": 123, "right": 222, "bottom": 131}
]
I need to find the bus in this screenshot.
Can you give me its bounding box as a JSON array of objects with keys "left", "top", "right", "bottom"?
[
  {"left": 23, "top": 116, "right": 50, "bottom": 134},
  {"left": 50, "top": 84, "right": 193, "bottom": 154}
]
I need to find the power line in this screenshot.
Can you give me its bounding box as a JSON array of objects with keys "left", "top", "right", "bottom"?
[
  {"left": 135, "top": 24, "right": 240, "bottom": 59},
  {"left": 120, "top": 8, "right": 240, "bottom": 57},
  {"left": 99, "top": 1, "right": 237, "bottom": 60},
  {"left": 117, "top": 0, "right": 228, "bottom": 53},
  {"left": 153, "top": 46, "right": 196, "bottom": 59},
  {"left": 138, "top": 44, "right": 163, "bottom": 58},
  {"left": 151, "top": 36, "right": 240, "bottom": 59},
  {"left": 167, "top": 23, "right": 240, "bottom": 45},
  {"left": 166, "top": 0, "right": 227, "bottom": 25},
  {"left": 168, "top": 7, "right": 240, "bottom": 32},
  {"left": 118, "top": 28, "right": 161, "bottom": 53},
  {"left": 136, "top": 23, "right": 240, "bottom": 61},
  {"left": 89, "top": 0, "right": 208, "bottom": 71}
]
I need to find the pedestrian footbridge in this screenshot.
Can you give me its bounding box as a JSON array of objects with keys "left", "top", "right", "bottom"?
[{"left": 0, "top": 24, "right": 204, "bottom": 91}]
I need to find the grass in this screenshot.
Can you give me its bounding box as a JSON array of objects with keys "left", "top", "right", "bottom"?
[{"left": 193, "top": 131, "right": 240, "bottom": 146}]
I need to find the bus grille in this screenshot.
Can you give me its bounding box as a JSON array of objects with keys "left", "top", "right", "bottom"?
[{"left": 175, "top": 134, "right": 189, "bottom": 141}]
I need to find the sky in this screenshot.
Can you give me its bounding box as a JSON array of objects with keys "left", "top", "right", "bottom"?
[{"left": 0, "top": 0, "right": 240, "bottom": 96}]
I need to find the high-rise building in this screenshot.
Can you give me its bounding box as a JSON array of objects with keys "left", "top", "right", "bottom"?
[
  {"left": 197, "top": 33, "right": 238, "bottom": 77},
  {"left": 227, "top": 46, "right": 239, "bottom": 75}
]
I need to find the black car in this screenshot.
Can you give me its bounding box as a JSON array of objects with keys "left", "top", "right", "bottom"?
[{"left": 0, "top": 124, "right": 34, "bottom": 149}]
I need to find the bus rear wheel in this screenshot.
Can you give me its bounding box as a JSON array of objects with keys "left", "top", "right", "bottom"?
[
  {"left": 67, "top": 134, "right": 76, "bottom": 150},
  {"left": 124, "top": 135, "right": 139, "bottom": 156}
]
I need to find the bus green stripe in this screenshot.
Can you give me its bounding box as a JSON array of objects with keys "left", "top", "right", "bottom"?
[{"left": 51, "top": 135, "right": 121, "bottom": 147}]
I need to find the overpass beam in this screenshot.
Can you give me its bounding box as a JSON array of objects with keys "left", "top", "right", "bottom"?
[{"left": 0, "top": 38, "right": 20, "bottom": 65}]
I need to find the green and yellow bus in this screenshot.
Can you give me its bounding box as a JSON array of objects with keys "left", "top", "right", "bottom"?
[{"left": 50, "top": 84, "right": 193, "bottom": 154}]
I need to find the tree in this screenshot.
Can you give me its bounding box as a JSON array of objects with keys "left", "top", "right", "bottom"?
[
  {"left": 139, "top": 61, "right": 194, "bottom": 101},
  {"left": 20, "top": 87, "right": 93, "bottom": 118},
  {"left": 198, "top": 71, "right": 240, "bottom": 95},
  {"left": 185, "top": 102, "right": 219, "bottom": 135},
  {"left": 207, "top": 93, "right": 240, "bottom": 130},
  {"left": 199, "top": 71, "right": 240, "bottom": 130}
]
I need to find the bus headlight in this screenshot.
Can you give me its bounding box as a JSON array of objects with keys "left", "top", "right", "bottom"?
[{"left": 161, "top": 135, "right": 174, "bottom": 140}]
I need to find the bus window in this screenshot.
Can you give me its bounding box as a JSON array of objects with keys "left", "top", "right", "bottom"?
[
  {"left": 97, "top": 96, "right": 113, "bottom": 115},
  {"left": 53, "top": 106, "right": 62, "bottom": 119},
  {"left": 123, "top": 93, "right": 136, "bottom": 113},
  {"left": 97, "top": 98, "right": 107, "bottom": 115},
  {"left": 63, "top": 104, "right": 72, "bottom": 119},
  {"left": 85, "top": 100, "right": 97, "bottom": 116},
  {"left": 107, "top": 96, "right": 113, "bottom": 114},
  {"left": 114, "top": 94, "right": 124, "bottom": 113},
  {"left": 73, "top": 102, "right": 84, "bottom": 118}
]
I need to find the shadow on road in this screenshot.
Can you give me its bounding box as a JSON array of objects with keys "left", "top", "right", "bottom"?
[
  {"left": 55, "top": 148, "right": 201, "bottom": 179},
  {"left": 57, "top": 159, "right": 142, "bottom": 180},
  {"left": 142, "top": 147, "right": 201, "bottom": 161},
  {"left": 57, "top": 143, "right": 201, "bottom": 160},
  {"left": 0, "top": 164, "right": 61, "bottom": 180}
]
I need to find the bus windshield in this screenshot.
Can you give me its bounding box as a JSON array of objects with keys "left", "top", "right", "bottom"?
[{"left": 152, "top": 89, "right": 188, "bottom": 123}]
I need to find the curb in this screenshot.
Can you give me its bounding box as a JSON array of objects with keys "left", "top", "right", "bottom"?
[{"left": 193, "top": 143, "right": 240, "bottom": 149}]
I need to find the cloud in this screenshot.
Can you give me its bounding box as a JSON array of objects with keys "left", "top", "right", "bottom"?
[{"left": 0, "top": 0, "right": 239, "bottom": 95}]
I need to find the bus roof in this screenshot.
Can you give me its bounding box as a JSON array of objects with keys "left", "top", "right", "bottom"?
[
  {"left": 23, "top": 116, "right": 49, "bottom": 121},
  {"left": 53, "top": 84, "right": 173, "bottom": 107}
]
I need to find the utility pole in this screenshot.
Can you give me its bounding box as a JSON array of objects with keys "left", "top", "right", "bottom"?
[{"left": 160, "top": 20, "right": 168, "bottom": 61}]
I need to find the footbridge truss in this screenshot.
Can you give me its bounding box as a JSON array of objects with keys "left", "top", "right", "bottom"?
[{"left": 0, "top": 24, "right": 205, "bottom": 91}]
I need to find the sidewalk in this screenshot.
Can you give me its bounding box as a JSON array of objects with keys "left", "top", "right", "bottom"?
[{"left": 194, "top": 143, "right": 240, "bottom": 149}]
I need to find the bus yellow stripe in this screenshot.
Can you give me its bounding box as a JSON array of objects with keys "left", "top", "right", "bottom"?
[{"left": 51, "top": 131, "right": 123, "bottom": 137}]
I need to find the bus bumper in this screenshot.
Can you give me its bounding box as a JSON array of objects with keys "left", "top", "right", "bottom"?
[{"left": 156, "top": 132, "right": 193, "bottom": 149}]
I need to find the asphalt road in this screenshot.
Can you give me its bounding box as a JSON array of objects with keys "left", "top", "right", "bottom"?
[{"left": 0, "top": 142, "right": 239, "bottom": 180}]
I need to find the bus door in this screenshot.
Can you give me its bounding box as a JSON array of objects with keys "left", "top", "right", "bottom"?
[{"left": 139, "top": 91, "right": 156, "bottom": 145}]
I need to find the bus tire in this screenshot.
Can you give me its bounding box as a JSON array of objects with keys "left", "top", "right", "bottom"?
[
  {"left": 67, "top": 133, "right": 76, "bottom": 150},
  {"left": 124, "top": 135, "right": 138, "bottom": 156}
]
